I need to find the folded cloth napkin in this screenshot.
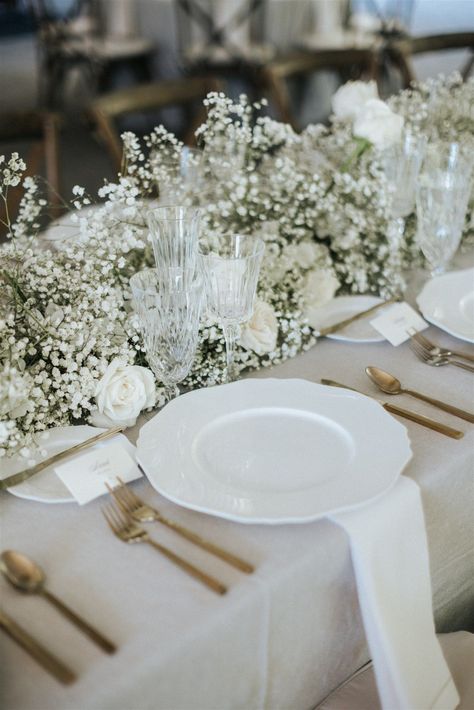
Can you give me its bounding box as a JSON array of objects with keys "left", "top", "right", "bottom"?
[{"left": 329, "top": 476, "right": 459, "bottom": 710}]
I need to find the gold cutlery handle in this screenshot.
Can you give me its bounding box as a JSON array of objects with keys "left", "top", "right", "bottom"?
[
  {"left": 317, "top": 298, "right": 396, "bottom": 337},
  {"left": 0, "top": 610, "right": 76, "bottom": 685},
  {"left": 451, "top": 350, "right": 474, "bottom": 363},
  {"left": 320, "top": 379, "right": 464, "bottom": 438},
  {"left": 145, "top": 539, "right": 227, "bottom": 595},
  {"left": 40, "top": 589, "right": 116, "bottom": 654},
  {"left": 383, "top": 404, "right": 464, "bottom": 439},
  {"left": 404, "top": 389, "right": 474, "bottom": 423},
  {"left": 0, "top": 426, "right": 125, "bottom": 490},
  {"left": 158, "top": 516, "right": 254, "bottom": 574},
  {"left": 449, "top": 359, "right": 474, "bottom": 373}
]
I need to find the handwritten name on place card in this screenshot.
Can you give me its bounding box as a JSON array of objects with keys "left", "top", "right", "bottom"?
[
  {"left": 370, "top": 302, "right": 428, "bottom": 346},
  {"left": 55, "top": 441, "right": 142, "bottom": 505}
]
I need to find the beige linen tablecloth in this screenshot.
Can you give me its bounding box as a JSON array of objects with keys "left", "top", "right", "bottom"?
[{"left": 1, "top": 275, "right": 474, "bottom": 710}]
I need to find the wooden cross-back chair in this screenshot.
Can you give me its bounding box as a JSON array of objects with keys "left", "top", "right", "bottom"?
[
  {"left": 0, "top": 111, "right": 61, "bottom": 239},
  {"left": 261, "top": 47, "right": 378, "bottom": 130},
  {"left": 28, "top": 0, "right": 154, "bottom": 109},
  {"left": 89, "top": 76, "right": 221, "bottom": 172},
  {"left": 174, "top": 0, "right": 272, "bottom": 102},
  {"left": 387, "top": 32, "right": 474, "bottom": 87}
]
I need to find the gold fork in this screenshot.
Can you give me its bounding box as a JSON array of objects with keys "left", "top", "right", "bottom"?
[
  {"left": 410, "top": 338, "right": 474, "bottom": 373},
  {"left": 410, "top": 331, "right": 474, "bottom": 363},
  {"left": 107, "top": 478, "right": 254, "bottom": 574},
  {"left": 102, "top": 502, "right": 227, "bottom": 595}
]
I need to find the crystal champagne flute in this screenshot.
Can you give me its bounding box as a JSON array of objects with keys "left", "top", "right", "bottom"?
[
  {"left": 416, "top": 143, "right": 472, "bottom": 276},
  {"left": 199, "top": 234, "right": 264, "bottom": 383}
]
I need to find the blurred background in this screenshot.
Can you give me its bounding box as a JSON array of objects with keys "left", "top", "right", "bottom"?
[{"left": 0, "top": 0, "right": 473, "bottom": 203}]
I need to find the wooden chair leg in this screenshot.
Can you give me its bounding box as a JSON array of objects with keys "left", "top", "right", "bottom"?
[
  {"left": 388, "top": 47, "right": 416, "bottom": 89},
  {"left": 43, "top": 113, "right": 61, "bottom": 217},
  {"left": 461, "top": 52, "right": 474, "bottom": 80},
  {"left": 92, "top": 109, "right": 123, "bottom": 173},
  {"left": 261, "top": 70, "right": 299, "bottom": 130}
]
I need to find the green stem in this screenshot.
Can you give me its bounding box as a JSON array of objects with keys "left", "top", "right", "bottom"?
[{"left": 340, "top": 138, "right": 372, "bottom": 173}]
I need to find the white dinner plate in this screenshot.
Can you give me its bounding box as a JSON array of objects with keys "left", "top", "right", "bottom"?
[
  {"left": 137, "top": 379, "right": 412, "bottom": 524},
  {"left": 307, "top": 295, "right": 386, "bottom": 342},
  {"left": 417, "top": 268, "right": 474, "bottom": 343},
  {"left": 1, "top": 426, "right": 136, "bottom": 504}
]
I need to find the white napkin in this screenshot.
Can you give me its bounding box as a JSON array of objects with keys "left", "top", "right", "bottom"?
[{"left": 330, "top": 476, "right": 459, "bottom": 710}]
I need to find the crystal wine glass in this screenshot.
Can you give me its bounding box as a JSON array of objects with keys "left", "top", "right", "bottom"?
[
  {"left": 130, "top": 268, "right": 203, "bottom": 402},
  {"left": 147, "top": 205, "right": 200, "bottom": 284},
  {"left": 157, "top": 147, "right": 205, "bottom": 202},
  {"left": 416, "top": 143, "right": 472, "bottom": 276},
  {"left": 199, "top": 234, "right": 264, "bottom": 383},
  {"left": 382, "top": 131, "right": 426, "bottom": 248}
]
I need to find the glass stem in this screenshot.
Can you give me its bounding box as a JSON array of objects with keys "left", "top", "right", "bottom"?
[
  {"left": 222, "top": 321, "right": 240, "bottom": 383},
  {"left": 391, "top": 217, "right": 405, "bottom": 250},
  {"left": 163, "top": 384, "right": 179, "bottom": 402}
]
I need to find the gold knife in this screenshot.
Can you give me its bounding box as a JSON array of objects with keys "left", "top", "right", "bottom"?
[
  {"left": 317, "top": 298, "right": 396, "bottom": 337},
  {"left": 0, "top": 426, "right": 125, "bottom": 490},
  {"left": 0, "top": 609, "right": 76, "bottom": 685},
  {"left": 320, "top": 379, "right": 464, "bottom": 440}
]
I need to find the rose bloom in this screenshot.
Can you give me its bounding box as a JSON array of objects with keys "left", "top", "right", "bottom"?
[
  {"left": 303, "top": 269, "right": 340, "bottom": 328},
  {"left": 89, "top": 359, "right": 156, "bottom": 428},
  {"left": 240, "top": 300, "right": 278, "bottom": 355},
  {"left": 353, "top": 99, "right": 404, "bottom": 149},
  {"left": 331, "top": 80, "right": 378, "bottom": 120}
]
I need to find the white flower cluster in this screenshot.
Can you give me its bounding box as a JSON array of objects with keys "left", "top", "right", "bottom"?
[{"left": 1, "top": 75, "right": 472, "bottom": 458}]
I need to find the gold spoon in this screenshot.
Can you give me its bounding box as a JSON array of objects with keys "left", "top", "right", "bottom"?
[
  {"left": 0, "top": 551, "right": 116, "bottom": 654},
  {"left": 365, "top": 366, "right": 474, "bottom": 424}
]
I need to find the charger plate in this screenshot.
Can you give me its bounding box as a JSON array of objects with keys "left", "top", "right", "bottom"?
[
  {"left": 417, "top": 268, "right": 474, "bottom": 343},
  {"left": 137, "top": 379, "right": 412, "bottom": 524}
]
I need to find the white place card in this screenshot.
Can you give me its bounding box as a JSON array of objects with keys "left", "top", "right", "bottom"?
[
  {"left": 370, "top": 302, "right": 428, "bottom": 346},
  {"left": 55, "top": 441, "right": 142, "bottom": 505}
]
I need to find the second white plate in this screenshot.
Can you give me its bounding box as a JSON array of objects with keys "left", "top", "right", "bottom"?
[
  {"left": 417, "top": 268, "right": 474, "bottom": 343},
  {"left": 307, "top": 295, "right": 386, "bottom": 342},
  {"left": 1, "top": 426, "right": 136, "bottom": 504},
  {"left": 137, "top": 379, "right": 412, "bottom": 524}
]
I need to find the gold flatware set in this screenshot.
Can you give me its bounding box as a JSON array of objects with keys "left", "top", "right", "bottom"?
[
  {"left": 321, "top": 379, "right": 464, "bottom": 439},
  {"left": 103, "top": 478, "right": 254, "bottom": 596},
  {"left": 0, "top": 550, "right": 116, "bottom": 685},
  {"left": 107, "top": 478, "right": 254, "bottom": 574},
  {"left": 409, "top": 332, "right": 474, "bottom": 372},
  {"left": 0, "top": 609, "right": 77, "bottom": 685}
]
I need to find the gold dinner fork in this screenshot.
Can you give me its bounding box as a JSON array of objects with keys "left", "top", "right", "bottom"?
[
  {"left": 410, "top": 338, "right": 474, "bottom": 372},
  {"left": 107, "top": 479, "right": 254, "bottom": 574},
  {"left": 410, "top": 331, "right": 474, "bottom": 363},
  {"left": 102, "top": 502, "right": 227, "bottom": 595}
]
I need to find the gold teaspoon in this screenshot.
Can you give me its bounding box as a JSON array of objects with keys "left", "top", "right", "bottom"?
[
  {"left": 365, "top": 366, "right": 474, "bottom": 424},
  {"left": 0, "top": 551, "right": 116, "bottom": 654}
]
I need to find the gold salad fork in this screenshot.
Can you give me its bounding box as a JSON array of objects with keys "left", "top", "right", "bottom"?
[
  {"left": 410, "top": 338, "right": 474, "bottom": 372},
  {"left": 102, "top": 502, "right": 227, "bottom": 595},
  {"left": 410, "top": 331, "right": 474, "bottom": 363},
  {"left": 107, "top": 478, "right": 254, "bottom": 574}
]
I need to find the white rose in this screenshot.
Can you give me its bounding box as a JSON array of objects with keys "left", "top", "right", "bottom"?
[
  {"left": 303, "top": 269, "right": 340, "bottom": 326},
  {"left": 0, "top": 367, "right": 32, "bottom": 419},
  {"left": 284, "top": 241, "right": 320, "bottom": 270},
  {"left": 331, "top": 80, "right": 378, "bottom": 120},
  {"left": 240, "top": 301, "right": 278, "bottom": 356},
  {"left": 353, "top": 99, "right": 404, "bottom": 150},
  {"left": 89, "top": 359, "right": 156, "bottom": 428}
]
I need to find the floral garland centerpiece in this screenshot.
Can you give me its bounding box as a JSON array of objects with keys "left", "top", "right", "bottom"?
[{"left": 1, "top": 74, "right": 473, "bottom": 461}]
